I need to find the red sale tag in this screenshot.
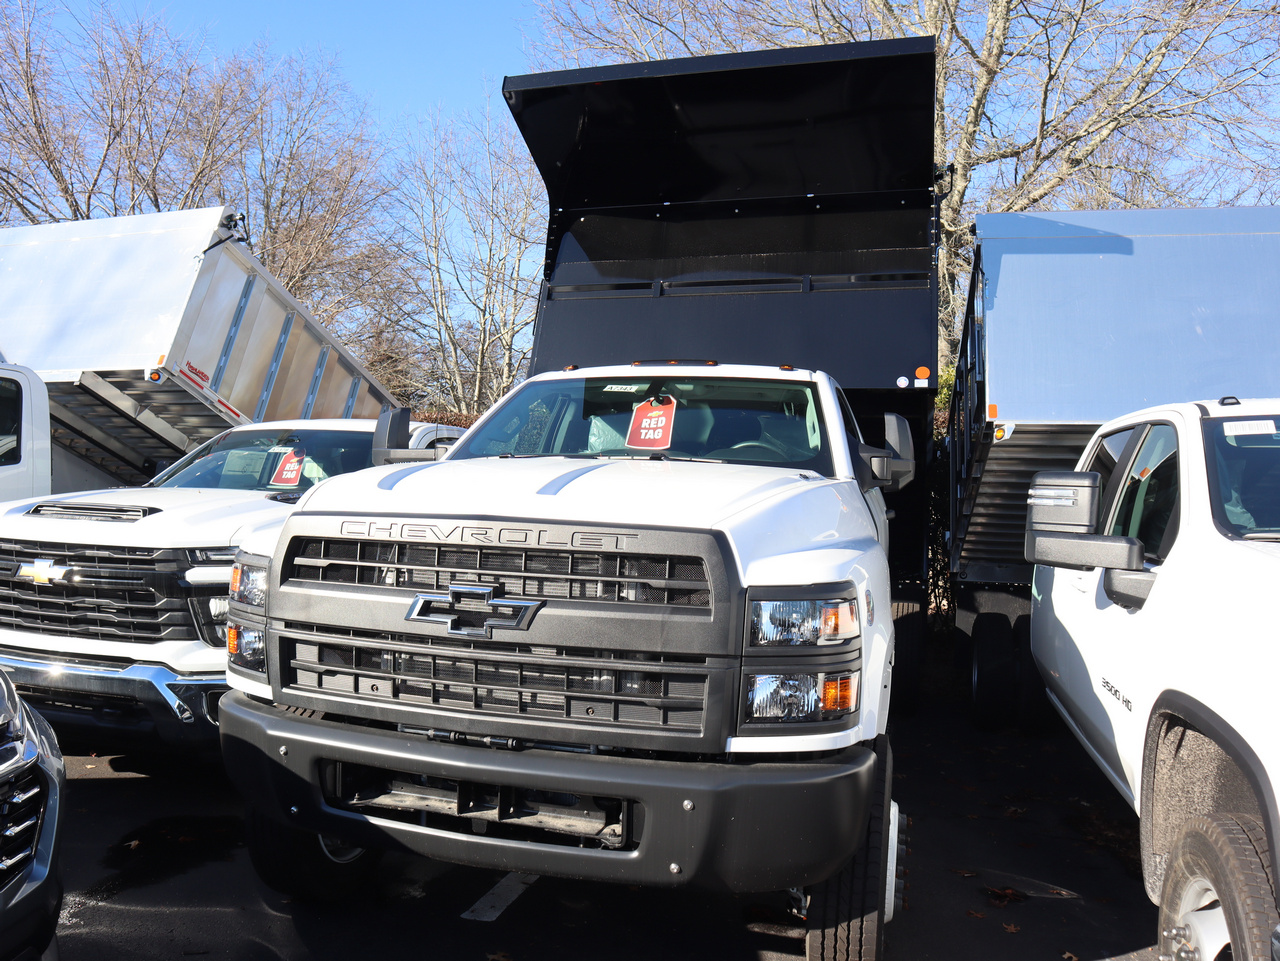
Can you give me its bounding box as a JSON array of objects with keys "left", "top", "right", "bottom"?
[
  {"left": 270, "top": 449, "right": 305, "bottom": 486},
  {"left": 626, "top": 396, "right": 677, "bottom": 450}
]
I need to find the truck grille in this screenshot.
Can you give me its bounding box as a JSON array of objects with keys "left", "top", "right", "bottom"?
[
  {"left": 0, "top": 540, "right": 197, "bottom": 643},
  {"left": 285, "top": 537, "right": 711, "bottom": 608},
  {"left": 0, "top": 765, "right": 44, "bottom": 890},
  {"left": 280, "top": 622, "right": 708, "bottom": 733}
]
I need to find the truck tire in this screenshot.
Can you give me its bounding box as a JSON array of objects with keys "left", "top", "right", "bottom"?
[
  {"left": 970, "top": 613, "right": 1016, "bottom": 730},
  {"left": 1158, "top": 814, "right": 1278, "bottom": 961},
  {"left": 890, "top": 590, "right": 926, "bottom": 715},
  {"left": 246, "top": 806, "right": 382, "bottom": 902},
  {"left": 806, "top": 738, "right": 892, "bottom": 961}
]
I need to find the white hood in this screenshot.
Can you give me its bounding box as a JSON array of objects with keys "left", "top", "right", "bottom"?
[
  {"left": 302, "top": 457, "right": 825, "bottom": 530},
  {"left": 0, "top": 486, "right": 295, "bottom": 548}
]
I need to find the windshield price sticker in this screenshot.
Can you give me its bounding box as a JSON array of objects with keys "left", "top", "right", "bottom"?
[
  {"left": 1224, "top": 419, "right": 1277, "bottom": 437},
  {"left": 270, "top": 448, "right": 305, "bottom": 486},
  {"left": 626, "top": 396, "right": 677, "bottom": 449},
  {"left": 603, "top": 384, "right": 645, "bottom": 393}
]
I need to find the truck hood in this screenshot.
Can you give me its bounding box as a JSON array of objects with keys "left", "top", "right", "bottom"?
[
  {"left": 0, "top": 487, "right": 295, "bottom": 548},
  {"left": 301, "top": 457, "right": 827, "bottom": 531}
]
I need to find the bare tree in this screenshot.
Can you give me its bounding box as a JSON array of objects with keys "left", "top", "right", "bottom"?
[
  {"left": 380, "top": 110, "right": 544, "bottom": 414},
  {"left": 223, "top": 47, "right": 395, "bottom": 325},
  {"left": 533, "top": 0, "right": 1280, "bottom": 361}
]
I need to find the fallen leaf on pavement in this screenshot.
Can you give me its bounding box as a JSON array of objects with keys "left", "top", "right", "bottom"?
[
  {"left": 1063, "top": 953, "right": 1079, "bottom": 961},
  {"left": 1003, "top": 923, "right": 1020, "bottom": 933},
  {"left": 966, "top": 910, "right": 985, "bottom": 919}
]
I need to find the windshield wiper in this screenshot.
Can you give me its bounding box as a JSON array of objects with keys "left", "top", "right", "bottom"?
[{"left": 1242, "top": 531, "right": 1280, "bottom": 541}]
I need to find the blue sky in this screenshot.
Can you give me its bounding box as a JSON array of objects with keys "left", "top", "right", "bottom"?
[{"left": 134, "top": 1, "right": 540, "bottom": 121}]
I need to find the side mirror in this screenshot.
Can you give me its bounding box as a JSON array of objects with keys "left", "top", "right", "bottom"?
[
  {"left": 859, "top": 413, "right": 915, "bottom": 492},
  {"left": 1024, "top": 470, "right": 1143, "bottom": 571},
  {"left": 372, "top": 407, "right": 412, "bottom": 467},
  {"left": 431, "top": 443, "right": 453, "bottom": 461}
]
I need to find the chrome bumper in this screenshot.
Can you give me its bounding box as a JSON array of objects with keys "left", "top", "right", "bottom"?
[{"left": 0, "top": 649, "right": 226, "bottom": 747}]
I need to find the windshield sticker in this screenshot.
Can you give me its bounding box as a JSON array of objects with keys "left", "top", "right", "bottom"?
[
  {"left": 626, "top": 396, "right": 677, "bottom": 450},
  {"left": 270, "top": 448, "right": 305, "bottom": 486},
  {"left": 1223, "top": 420, "right": 1276, "bottom": 437},
  {"left": 603, "top": 384, "right": 645, "bottom": 393}
]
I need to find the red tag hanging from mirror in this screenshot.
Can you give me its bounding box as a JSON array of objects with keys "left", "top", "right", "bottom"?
[
  {"left": 626, "top": 396, "right": 676, "bottom": 449},
  {"left": 271, "top": 449, "right": 305, "bottom": 486}
]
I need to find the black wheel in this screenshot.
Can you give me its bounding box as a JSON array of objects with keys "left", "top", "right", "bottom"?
[
  {"left": 1158, "top": 815, "right": 1278, "bottom": 961},
  {"left": 970, "top": 613, "right": 1016, "bottom": 730},
  {"left": 246, "top": 806, "right": 382, "bottom": 902},
  {"left": 890, "top": 589, "right": 926, "bottom": 715},
  {"left": 806, "top": 737, "right": 892, "bottom": 960}
]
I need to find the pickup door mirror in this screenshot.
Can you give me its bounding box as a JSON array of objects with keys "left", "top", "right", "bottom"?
[
  {"left": 858, "top": 413, "right": 915, "bottom": 493},
  {"left": 1024, "top": 470, "right": 1144, "bottom": 572}
]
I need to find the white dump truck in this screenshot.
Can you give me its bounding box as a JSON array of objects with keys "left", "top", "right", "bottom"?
[
  {"left": 0, "top": 208, "right": 425, "bottom": 748},
  {"left": 219, "top": 38, "right": 940, "bottom": 960}
]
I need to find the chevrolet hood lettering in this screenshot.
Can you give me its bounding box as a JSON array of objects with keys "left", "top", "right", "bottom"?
[
  {"left": 341, "top": 519, "right": 639, "bottom": 551},
  {"left": 405, "top": 584, "right": 544, "bottom": 638}
]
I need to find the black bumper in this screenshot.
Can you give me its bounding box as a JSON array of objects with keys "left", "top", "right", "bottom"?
[
  {"left": 220, "top": 691, "right": 877, "bottom": 893},
  {"left": 0, "top": 649, "right": 224, "bottom": 748}
]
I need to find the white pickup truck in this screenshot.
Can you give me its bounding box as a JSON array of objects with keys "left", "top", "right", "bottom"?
[
  {"left": 1024, "top": 397, "right": 1280, "bottom": 961},
  {"left": 0, "top": 416, "right": 460, "bottom": 748}
]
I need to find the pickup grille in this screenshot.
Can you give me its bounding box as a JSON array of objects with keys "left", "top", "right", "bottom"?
[
  {"left": 0, "top": 540, "right": 197, "bottom": 643},
  {"left": 0, "top": 765, "right": 44, "bottom": 891},
  {"left": 285, "top": 537, "right": 711, "bottom": 608},
  {"left": 280, "top": 622, "right": 708, "bottom": 733}
]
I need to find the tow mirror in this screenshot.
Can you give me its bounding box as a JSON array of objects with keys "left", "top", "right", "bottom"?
[
  {"left": 1024, "top": 471, "right": 1143, "bottom": 571},
  {"left": 859, "top": 413, "right": 915, "bottom": 492},
  {"left": 372, "top": 407, "right": 412, "bottom": 467}
]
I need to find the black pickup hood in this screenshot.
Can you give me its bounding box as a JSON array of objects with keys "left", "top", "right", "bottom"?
[{"left": 504, "top": 38, "right": 938, "bottom": 390}]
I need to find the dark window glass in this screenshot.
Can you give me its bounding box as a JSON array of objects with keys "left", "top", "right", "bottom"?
[
  {"left": 0, "top": 378, "right": 21, "bottom": 467},
  {"left": 1203, "top": 415, "right": 1280, "bottom": 538},
  {"left": 1110, "top": 424, "right": 1179, "bottom": 560},
  {"left": 147, "top": 428, "right": 374, "bottom": 492}
]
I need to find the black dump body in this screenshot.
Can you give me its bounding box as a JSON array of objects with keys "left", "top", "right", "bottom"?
[{"left": 504, "top": 38, "right": 938, "bottom": 582}]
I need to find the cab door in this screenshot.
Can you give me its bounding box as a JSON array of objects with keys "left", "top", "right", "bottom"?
[
  {"left": 0, "top": 365, "right": 51, "bottom": 502},
  {"left": 1034, "top": 422, "right": 1181, "bottom": 803}
]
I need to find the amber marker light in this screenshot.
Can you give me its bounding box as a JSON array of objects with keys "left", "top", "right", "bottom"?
[
  {"left": 226, "top": 625, "right": 240, "bottom": 656},
  {"left": 821, "top": 673, "right": 855, "bottom": 714}
]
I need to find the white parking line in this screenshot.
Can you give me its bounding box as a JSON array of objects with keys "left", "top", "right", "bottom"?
[{"left": 461, "top": 872, "right": 539, "bottom": 921}]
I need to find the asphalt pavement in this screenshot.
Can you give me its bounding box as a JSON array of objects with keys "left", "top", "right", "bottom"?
[{"left": 50, "top": 632, "right": 1161, "bottom": 960}]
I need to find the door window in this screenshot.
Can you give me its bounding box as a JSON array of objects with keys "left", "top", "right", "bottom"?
[
  {"left": 1109, "top": 424, "right": 1179, "bottom": 561},
  {"left": 0, "top": 378, "right": 21, "bottom": 467}
]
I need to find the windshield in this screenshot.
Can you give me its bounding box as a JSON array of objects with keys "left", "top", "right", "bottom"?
[
  {"left": 1204, "top": 415, "right": 1280, "bottom": 539},
  {"left": 147, "top": 428, "right": 374, "bottom": 492},
  {"left": 449, "top": 375, "right": 835, "bottom": 475}
]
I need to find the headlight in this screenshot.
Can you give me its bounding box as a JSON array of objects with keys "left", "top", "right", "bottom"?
[
  {"left": 189, "top": 547, "right": 239, "bottom": 564},
  {"left": 227, "top": 622, "right": 266, "bottom": 674},
  {"left": 189, "top": 595, "right": 231, "bottom": 646},
  {"left": 0, "top": 671, "right": 28, "bottom": 745},
  {"left": 230, "top": 561, "right": 268, "bottom": 608},
  {"left": 750, "top": 598, "right": 859, "bottom": 646},
  {"left": 745, "top": 670, "right": 858, "bottom": 722}
]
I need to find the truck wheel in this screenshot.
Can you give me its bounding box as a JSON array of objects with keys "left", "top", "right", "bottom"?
[
  {"left": 1158, "top": 815, "right": 1278, "bottom": 961},
  {"left": 246, "top": 806, "right": 382, "bottom": 902},
  {"left": 805, "top": 738, "right": 892, "bottom": 961},
  {"left": 890, "top": 590, "right": 926, "bottom": 715},
  {"left": 970, "top": 613, "right": 1016, "bottom": 730}
]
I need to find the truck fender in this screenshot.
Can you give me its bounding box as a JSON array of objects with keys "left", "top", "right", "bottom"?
[{"left": 1140, "top": 690, "right": 1279, "bottom": 903}]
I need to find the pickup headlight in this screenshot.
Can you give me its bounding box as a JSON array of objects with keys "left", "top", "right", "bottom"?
[
  {"left": 230, "top": 560, "right": 268, "bottom": 608},
  {"left": 750, "top": 598, "right": 859, "bottom": 646},
  {"left": 745, "top": 670, "right": 858, "bottom": 722},
  {"left": 227, "top": 622, "right": 266, "bottom": 674}
]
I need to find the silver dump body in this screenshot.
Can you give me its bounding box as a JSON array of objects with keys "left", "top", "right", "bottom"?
[
  {"left": 950, "top": 207, "right": 1280, "bottom": 586},
  {"left": 0, "top": 207, "right": 394, "bottom": 485}
]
